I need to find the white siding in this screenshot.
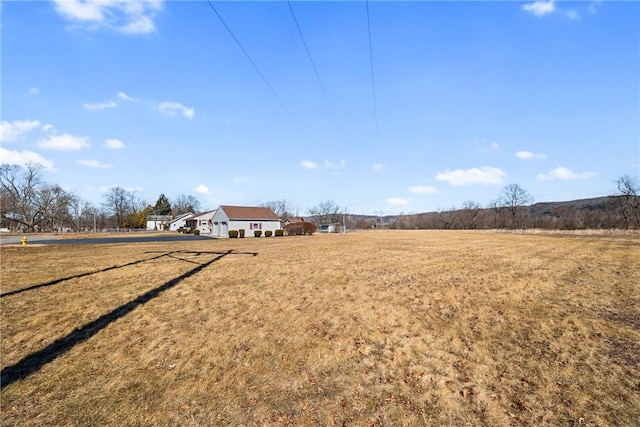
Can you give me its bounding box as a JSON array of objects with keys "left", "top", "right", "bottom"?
[
  {"left": 229, "top": 220, "right": 281, "bottom": 236},
  {"left": 189, "top": 210, "right": 216, "bottom": 234},
  {"left": 211, "top": 209, "right": 229, "bottom": 237},
  {"left": 169, "top": 214, "right": 194, "bottom": 231}
]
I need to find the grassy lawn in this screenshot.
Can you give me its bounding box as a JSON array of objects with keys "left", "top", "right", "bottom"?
[{"left": 1, "top": 231, "right": 638, "bottom": 426}]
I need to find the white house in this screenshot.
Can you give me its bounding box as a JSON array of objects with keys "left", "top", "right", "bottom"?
[
  {"left": 146, "top": 215, "right": 173, "bottom": 231},
  {"left": 211, "top": 205, "right": 281, "bottom": 237},
  {"left": 169, "top": 213, "right": 194, "bottom": 232},
  {"left": 186, "top": 209, "right": 217, "bottom": 234}
]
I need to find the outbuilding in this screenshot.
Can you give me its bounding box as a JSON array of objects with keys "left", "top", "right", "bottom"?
[
  {"left": 146, "top": 215, "right": 173, "bottom": 231},
  {"left": 211, "top": 205, "right": 281, "bottom": 237}
]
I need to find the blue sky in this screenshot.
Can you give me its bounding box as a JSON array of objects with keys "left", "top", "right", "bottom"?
[{"left": 1, "top": 0, "right": 638, "bottom": 215}]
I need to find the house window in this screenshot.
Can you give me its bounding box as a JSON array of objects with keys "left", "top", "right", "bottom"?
[{"left": 250, "top": 223, "right": 262, "bottom": 230}]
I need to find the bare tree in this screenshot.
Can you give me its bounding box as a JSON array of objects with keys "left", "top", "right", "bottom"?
[
  {"left": 308, "top": 199, "right": 344, "bottom": 225},
  {"left": 499, "top": 184, "right": 533, "bottom": 229},
  {"left": 69, "top": 198, "right": 97, "bottom": 232},
  {"left": 172, "top": 194, "right": 201, "bottom": 216},
  {"left": 262, "top": 199, "right": 293, "bottom": 221},
  {"left": 616, "top": 175, "right": 640, "bottom": 229},
  {"left": 37, "top": 184, "right": 75, "bottom": 232},
  {"left": 102, "top": 187, "right": 132, "bottom": 230},
  {"left": 0, "top": 163, "right": 47, "bottom": 231},
  {"left": 460, "top": 200, "right": 481, "bottom": 229}
]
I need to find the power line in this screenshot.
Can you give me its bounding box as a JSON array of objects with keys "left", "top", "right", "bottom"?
[
  {"left": 287, "top": 0, "right": 340, "bottom": 132},
  {"left": 366, "top": 0, "right": 378, "bottom": 136},
  {"left": 206, "top": 1, "right": 294, "bottom": 121}
]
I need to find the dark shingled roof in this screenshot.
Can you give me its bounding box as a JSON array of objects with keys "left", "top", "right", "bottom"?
[{"left": 220, "top": 206, "right": 280, "bottom": 221}]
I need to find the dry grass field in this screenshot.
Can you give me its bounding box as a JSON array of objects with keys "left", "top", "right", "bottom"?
[{"left": 1, "top": 231, "right": 639, "bottom": 426}]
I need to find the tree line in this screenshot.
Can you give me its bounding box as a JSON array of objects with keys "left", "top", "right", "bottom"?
[
  {"left": 388, "top": 179, "right": 639, "bottom": 231},
  {"left": 2, "top": 162, "right": 638, "bottom": 232},
  {"left": 1, "top": 163, "right": 201, "bottom": 232}
]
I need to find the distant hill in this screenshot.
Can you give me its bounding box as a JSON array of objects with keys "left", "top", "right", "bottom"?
[
  {"left": 347, "top": 195, "right": 636, "bottom": 230},
  {"left": 528, "top": 196, "right": 619, "bottom": 216}
]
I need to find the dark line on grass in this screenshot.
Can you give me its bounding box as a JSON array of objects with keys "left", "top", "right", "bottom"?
[{"left": 1, "top": 250, "right": 256, "bottom": 388}]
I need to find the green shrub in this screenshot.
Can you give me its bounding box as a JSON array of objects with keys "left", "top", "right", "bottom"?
[
  {"left": 254, "top": 230, "right": 262, "bottom": 237},
  {"left": 264, "top": 230, "right": 273, "bottom": 237},
  {"left": 229, "top": 230, "right": 239, "bottom": 238},
  {"left": 275, "top": 229, "right": 284, "bottom": 237},
  {"left": 178, "top": 227, "right": 185, "bottom": 233},
  {"left": 239, "top": 229, "right": 245, "bottom": 238},
  {"left": 193, "top": 229, "right": 200, "bottom": 235}
]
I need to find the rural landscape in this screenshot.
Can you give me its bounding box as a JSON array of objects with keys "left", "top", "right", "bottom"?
[
  {"left": 2, "top": 1, "right": 639, "bottom": 425},
  {"left": 2, "top": 230, "right": 639, "bottom": 426}
]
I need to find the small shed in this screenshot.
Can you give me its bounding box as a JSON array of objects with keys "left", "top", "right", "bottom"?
[{"left": 320, "top": 223, "right": 344, "bottom": 233}]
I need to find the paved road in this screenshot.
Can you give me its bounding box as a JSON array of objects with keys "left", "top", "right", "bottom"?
[{"left": 0, "top": 234, "right": 215, "bottom": 245}]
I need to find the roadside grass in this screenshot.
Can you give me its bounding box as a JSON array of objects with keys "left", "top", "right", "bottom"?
[{"left": 1, "top": 231, "right": 638, "bottom": 426}]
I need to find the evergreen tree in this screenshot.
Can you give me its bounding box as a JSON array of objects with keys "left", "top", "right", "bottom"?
[{"left": 153, "top": 194, "right": 172, "bottom": 215}]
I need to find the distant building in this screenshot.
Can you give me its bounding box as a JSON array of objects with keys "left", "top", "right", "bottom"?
[
  {"left": 319, "top": 223, "right": 344, "bottom": 233},
  {"left": 169, "top": 213, "right": 194, "bottom": 232},
  {"left": 211, "top": 205, "right": 281, "bottom": 237},
  {"left": 186, "top": 210, "right": 217, "bottom": 234},
  {"left": 146, "top": 215, "right": 173, "bottom": 231}
]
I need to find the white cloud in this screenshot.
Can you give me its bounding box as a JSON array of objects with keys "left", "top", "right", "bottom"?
[
  {"left": 490, "top": 142, "right": 500, "bottom": 150},
  {"left": 194, "top": 184, "right": 211, "bottom": 195},
  {"left": 83, "top": 100, "right": 117, "bottom": 110},
  {"left": 53, "top": 0, "right": 104, "bottom": 22},
  {"left": 0, "top": 147, "right": 55, "bottom": 170},
  {"left": 119, "top": 14, "right": 154, "bottom": 34},
  {"left": 372, "top": 163, "right": 385, "bottom": 172},
  {"left": 325, "top": 160, "right": 345, "bottom": 169},
  {"left": 105, "top": 138, "right": 125, "bottom": 149},
  {"left": 587, "top": 1, "right": 601, "bottom": 15},
  {"left": 117, "top": 91, "right": 135, "bottom": 102},
  {"left": 158, "top": 101, "right": 195, "bottom": 119},
  {"left": 38, "top": 134, "right": 90, "bottom": 151},
  {"left": 387, "top": 197, "right": 409, "bottom": 206},
  {"left": 408, "top": 185, "right": 440, "bottom": 195},
  {"left": 566, "top": 10, "right": 581, "bottom": 20},
  {"left": 42, "top": 124, "right": 55, "bottom": 132},
  {"left": 28, "top": 87, "right": 40, "bottom": 96},
  {"left": 522, "top": 1, "right": 555, "bottom": 16},
  {"left": 436, "top": 167, "right": 505, "bottom": 186},
  {"left": 52, "top": 0, "right": 163, "bottom": 35},
  {"left": 301, "top": 160, "right": 318, "bottom": 169},
  {"left": 0, "top": 119, "right": 41, "bottom": 143},
  {"left": 537, "top": 167, "right": 596, "bottom": 181},
  {"left": 516, "top": 150, "right": 546, "bottom": 160},
  {"left": 77, "top": 159, "right": 112, "bottom": 169}
]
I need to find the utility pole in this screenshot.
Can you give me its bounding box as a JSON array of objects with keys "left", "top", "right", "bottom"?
[
  {"left": 375, "top": 210, "right": 384, "bottom": 229},
  {"left": 343, "top": 212, "right": 346, "bottom": 233}
]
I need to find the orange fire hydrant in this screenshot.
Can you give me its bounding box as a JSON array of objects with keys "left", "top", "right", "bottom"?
[{"left": 21, "top": 236, "right": 27, "bottom": 245}]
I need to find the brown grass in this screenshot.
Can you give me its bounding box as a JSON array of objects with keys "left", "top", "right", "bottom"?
[{"left": 1, "top": 231, "right": 639, "bottom": 426}]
